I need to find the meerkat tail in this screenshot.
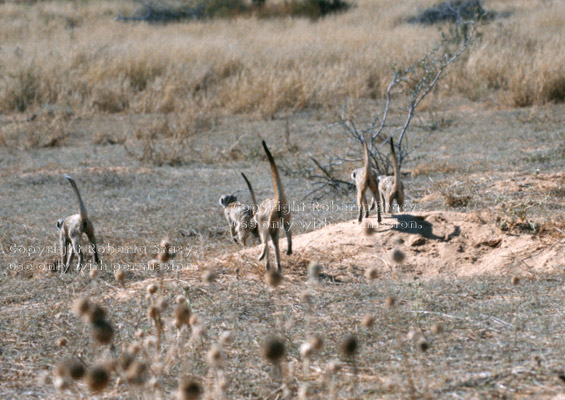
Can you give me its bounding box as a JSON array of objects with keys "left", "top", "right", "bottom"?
[
  {"left": 262, "top": 140, "right": 287, "bottom": 207},
  {"left": 241, "top": 172, "right": 257, "bottom": 211},
  {"left": 362, "top": 141, "right": 376, "bottom": 186},
  {"left": 389, "top": 138, "right": 400, "bottom": 193},
  {"left": 64, "top": 174, "right": 88, "bottom": 221}
]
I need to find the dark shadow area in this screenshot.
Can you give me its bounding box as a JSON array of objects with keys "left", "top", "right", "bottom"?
[
  {"left": 407, "top": 0, "right": 510, "bottom": 25},
  {"left": 380, "top": 214, "right": 461, "bottom": 242},
  {"left": 116, "top": 0, "right": 351, "bottom": 24}
]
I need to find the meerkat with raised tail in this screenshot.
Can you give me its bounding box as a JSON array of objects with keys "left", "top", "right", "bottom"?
[
  {"left": 57, "top": 175, "right": 100, "bottom": 272},
  {"left": 378, "top": 137, "right": 405, "bottom": 214},
  {"left": 351, "top": 141, "right": 382, "bottom": 224},
  {"left": 255, "top": 140, "right": 292, "bottom": 272},
  {"left": 219, "top": 173, "right": 259, "bottom": 246}
]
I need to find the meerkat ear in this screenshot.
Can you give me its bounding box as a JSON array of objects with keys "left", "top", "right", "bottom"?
[{"left": 219, "top": 195, "right": 236, "bottom": 207}]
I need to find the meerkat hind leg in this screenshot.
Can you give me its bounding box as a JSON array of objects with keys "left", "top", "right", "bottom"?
[
  {"left": 357, "top": 191, "right": 367, "bottom": 223},
  {"left": 270, "top": 229, "right": 281, "bottom": 272}
]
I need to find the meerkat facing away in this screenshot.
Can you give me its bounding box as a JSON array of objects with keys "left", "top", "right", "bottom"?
[
  {"left": 378, "top": 138, "right": 405, "bottom": 214},
  {"left": 57, "top": 174, "right": 100, "bottom": 272},
  {"left": 255, "top": 140, "right": 292, "bottom": 272},
  {"left": 218, "top": 173, "right": 259, "bottom": 246},
  {"left": 351, "top": 141, "right": 382, "bottom": 224}
]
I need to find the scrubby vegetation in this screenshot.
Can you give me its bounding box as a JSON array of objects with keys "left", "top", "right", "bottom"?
[{"left": 0, "top": 0, "right": 563, "bottom": 118}]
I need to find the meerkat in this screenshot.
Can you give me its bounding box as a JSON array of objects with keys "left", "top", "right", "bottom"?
[
  {"left": 57, "top": 174, "right": 100, "bottom": 272},
  {"left": 218, "top": 173, "right": 259, "bottom": 247},
  {"left": 351, "top": 140, "right": 382, "bottom": 224},
  {"left": 378, "top": 138, "right": 405, "bottom": 214},
  {"left": 255, "top": 140, "right": 292, "bottom": 272}
]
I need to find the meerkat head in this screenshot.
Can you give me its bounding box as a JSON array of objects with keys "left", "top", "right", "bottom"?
[{"left": 219, "top": 195, "right": 237, "bottom": 208}]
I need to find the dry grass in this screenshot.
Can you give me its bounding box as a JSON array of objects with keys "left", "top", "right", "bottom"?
[
  {"left": 1, "top": 1, "right": 565, "bottom": 399},
  {"left": 0, "top": 0, "right": 563, "bottom": 119}
]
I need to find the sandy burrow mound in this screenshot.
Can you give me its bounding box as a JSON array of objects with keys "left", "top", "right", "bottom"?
[{"left": 217, "top": 211, "right": 564, "bottom": 280}]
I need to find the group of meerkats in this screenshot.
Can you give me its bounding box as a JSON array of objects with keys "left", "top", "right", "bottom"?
[{"left": 57, "top": 139, "right": 404, "bottom": 274}]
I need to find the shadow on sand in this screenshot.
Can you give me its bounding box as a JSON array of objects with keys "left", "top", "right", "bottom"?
[{"left": 379, "top": 214, "right": 460, "bottom": 242}]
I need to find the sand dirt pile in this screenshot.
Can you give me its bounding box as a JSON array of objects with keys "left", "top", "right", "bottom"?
[{"left": 218, "top": 211, "right": 564, "bottom": 281}]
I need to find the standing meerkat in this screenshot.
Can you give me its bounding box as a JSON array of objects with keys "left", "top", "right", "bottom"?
[
  {"left": 255, "top": 140, "right": 292, "bottom": 272},
  {"left": 379, "top": 138, "right": 405, "bottom": 214},
  {"left": 57, "top": 174, "right": 100, "bottom": 272},
  {"left": 351, "top": 141, "right": 382, "bottom": 224},
  {"left": 218, "top": 172, "right": 259, "bottom": 247}
]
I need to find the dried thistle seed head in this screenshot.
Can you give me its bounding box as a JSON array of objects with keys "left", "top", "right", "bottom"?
[
  {"left": 56, "top": 358, "right": 85, "bottom": 380},
  {"left": 126, "top": 361, "right": 147, "bottom": 385},
  {"left": 361, "top": 315, "right": 375, "bottom": 328},
  {"left": 176, "top": 295, "right": 187, "bottom": 304},
  {"left": 119, "top": 353, "right": 135, "bottom": 371},
  {"left": 391, "top": 248, "right": 406, "bottom": 264},
  {"left": 89, "top": 269, "right": 98, "bottom": 279},
  {"left": 365, "top": 267, "right": 378, "bottom": 281},
  {"left": 144, "top": 336, "right": 158, "bottom": 349},
  {"left": 202, "top": 270, "right": 217, "bottom": 285},
  {"left": 219, "top": 331, "right": 232, "bottom": 346},
  {"left": 362, "top": 221, "right": 377, "bottom": 236},
  {"left": 385, "top": 296, "right": 396, "bottom": 308},
  {"left": 148, "top": 259, "right": 160, "bottom": 271},
  {"left": 189, "top": 314, "right": 200, "bottom": 326},
  {"left": 417, "top": 337, "right": 429, "bottom": 352},
  {"left": 300, "top": 290, "right": 312, "bottom": 304},
  {"left": 512, "top": 276, "right": 520, "bottom": 286},
  {"left": 147, "top": 305, "right": 160, "bottom": 321},
  {"left": 174, "top": 303, "right": 191, "bottom": 326},
  {"left": 206, "top": 344, "right": 225, "bottom": 368},
  {"left": 307, "top": 261, "right": 321, "bottom": 282},
  {"left": 158, "top": 251, "right": 171, "bottom": 263},
  {"left": 217, "top": 376, "right": 229, "bottom": 391},
  {"left": 85, "top": 364, "right": 110, "bottom": 392},
  {"left": 53, "top": 376, "right": 69, "bottom": 391},
  {"left": 87, "top": 303, "right": 106, "bottom": 324},
  {"left": 160, "top": 238, "right": 171, "bottom": 250},
  {"left": 57, "top": 337, "right": 68, "bottom": 347},
  {"left": 308, "top": 335, "right": 323, "bottom": 351},
  {"left": 149, "top": 376, "right": 161, "bottom": 391},
  {"left": 55, "top": 360, "right": 67, "bottom": 378},
  {"left": 73, "top": 297, "right": 90, "bottom": 317},
  {"left": 156, "top": 297, "right": 168, "bottom": 312},
  {"left": 327, "top": 360, "right": 341, "bottom": 373},
  {"left": 92, "top": 319, "right": 114, "bottom": 345},
  {"left": 147, "top": 284, "right": 158, "bottom": 296},
  {"left": 262, "top": 337, "right": 285, "bottom": 364},
  {"left": 340, "top": 335, "right": 358, "bottom": 358},
  {"left": 265, "top": 269, "right": 283, "bottom": 288},
  {"left": 127, "top": 342, "right": 141, "bottom": 355},
  {"left": 192, "top": 324, "right": 207, "bottom": 340},
  {"left": 177, "top": 377, "right": 203, "bottom": 400},
  {"left": 114, "top": 270, "right": 126, "bottom": 284},
  {"left": 67, "top": 359, "right": 86, "bottom": 380},
  {"left": 299, "top": 342, "right": 313, "bottom": 359},
  {"left": 431, "top": 322, "right": 443, "bottom": 335}
]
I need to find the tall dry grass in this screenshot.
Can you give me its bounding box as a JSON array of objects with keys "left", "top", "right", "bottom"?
[{"left": 0, "top": 0, "right": 563, "bottom": 117}]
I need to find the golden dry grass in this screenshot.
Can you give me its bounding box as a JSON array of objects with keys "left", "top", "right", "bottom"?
[
  {"left": 1, "top": 1, "right": 565, "bottom": 398},
  {"left": 0, "top": 0, "right": 563, "bottom": 118}
]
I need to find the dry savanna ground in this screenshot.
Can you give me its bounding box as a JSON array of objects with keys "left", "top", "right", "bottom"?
[{"left": 1, "top": 0, "right": 564, "bottom": 399}]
